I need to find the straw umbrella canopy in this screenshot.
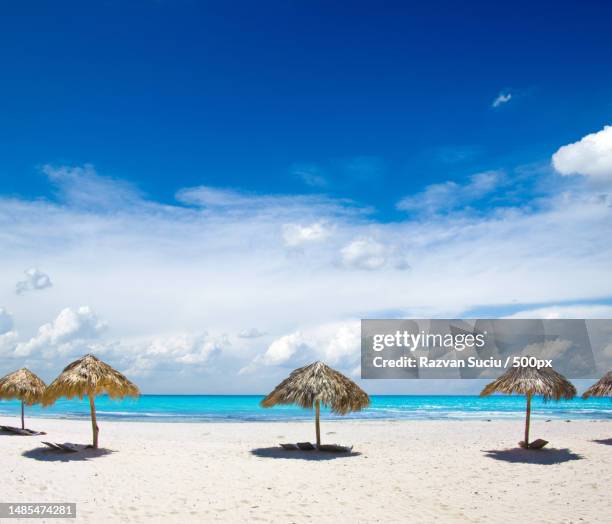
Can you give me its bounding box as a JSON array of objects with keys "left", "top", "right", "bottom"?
[
  {"left": 480, "top": 361, "right": 576, "bottom": 448},
  {"left": 582, "top": 371, "right": 612, "bottom": 399},
  {"left": 0, "top": 368, "right": 46, "bottom": 429},
  {"left": 261, "top": 361, "right": 370, "bottom": 448},
  {"left": 43, "top": 354, "right": 139, "bottom": 448}
]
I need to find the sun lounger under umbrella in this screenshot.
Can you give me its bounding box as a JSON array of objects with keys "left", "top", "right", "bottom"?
[
  {"left": 43, "top": 354, "right": 139, "bottom": 448},
  {"left": 0, "top": 368, "right": 46, "bottom": 434},
  {"left": 480, "top": 359, "right": 576, "bottom": 449},
  {"left": 261, "top": 361, "right": 369, "bottom": 450}
]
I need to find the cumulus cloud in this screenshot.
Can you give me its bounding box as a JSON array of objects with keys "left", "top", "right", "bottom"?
[
  {"left": 340, "top": 237, "right": 409, "bottom": 270},
  {"left": 0, "top": 309, "right": 18, "bottom": 358},
  {"left": 282, "top": 222, "right": 330, "bottom": 247},
  {"left": 492, "top": 92, "right": 512, "bottom": 108},
  {"left": 341, "top": 237, "right": 387, "bottom": 270},
  {"left": 16, "top": 268, "right": 52, "bottom": 295},
  {"left": 243, "top": 321, "right": 361, "bottom": 375},
  {"left": 259, "top": 332, "right": 307, "bottom": 366},
  {"left": 552, "top": 125, "right": 612, "bottom": 179},
  {"left": 122, "top": 332, "right": 225, "bottom": 376},
  {"left": 14, "top": 306, "right": 107, "bottom": 357},
  {"left": 0, "top": 308, "right": 14, "bottom": 334},
  {"left": 238, "top": 331, "right": 308, "bottom": 375},
  {"left": 324, "top": 323, "right": 361, "bottom": 365},
  {"left": 397, "top": 171, "right": 503, "bottom": 214},
  {"left": 1, "top": 156, "right": 612, "bottom": 391},
  {"left": 0, "top": 331, "right": 19, "bottom": 358}
]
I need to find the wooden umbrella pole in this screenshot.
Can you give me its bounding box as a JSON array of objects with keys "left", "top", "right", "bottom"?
[
  {"left": 524, "top": 393, "right": 531, "bottom": 448},
  {"left": 315, "top": 399, "right": 321, "bottom": 449},
  {"left": 89, "top": 394, "right": 99, "bottom": 448},
  {"left": 21, "top": 400, "right": 25, "bottom": 430}
]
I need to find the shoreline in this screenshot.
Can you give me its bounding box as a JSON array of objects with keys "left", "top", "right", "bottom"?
[
  {"left": 2, "top": 394, "right": 610, "bottom": 424},
  {"left": 2, "top": 413, "right": 612, "bottom": 424}
]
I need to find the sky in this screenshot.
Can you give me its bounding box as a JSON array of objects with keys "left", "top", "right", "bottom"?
[{"left": 1, "top": 1, "right": 612, "bottom": 393}]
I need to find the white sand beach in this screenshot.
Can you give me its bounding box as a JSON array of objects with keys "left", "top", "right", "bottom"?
[{"left": 1, "top": 416, "right": 611, "bottom": 523}]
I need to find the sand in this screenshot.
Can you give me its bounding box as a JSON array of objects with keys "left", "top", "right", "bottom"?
[{"left": 1, "top": 416, "right": 611, "bottom": 523}]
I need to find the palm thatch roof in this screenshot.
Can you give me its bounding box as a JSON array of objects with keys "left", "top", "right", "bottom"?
[
  {"left": 0, "top": 368, "right": 47, "bottom": 405},
  {"left": 582, "top": 371, "right": 612, "bottom": 399},
  {"left": 480, "top": 361, "right": 576, "bottom": 401},
  {"left": 261, "top": 361, "right": 370, "bottom": 415},
  {"left": 43, "top": 354, "right": 139, "bottom": 405}
]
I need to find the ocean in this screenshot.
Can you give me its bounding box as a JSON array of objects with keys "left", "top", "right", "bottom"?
[{"left": 1, "top": 395, "right": 610, "bottom": 422}]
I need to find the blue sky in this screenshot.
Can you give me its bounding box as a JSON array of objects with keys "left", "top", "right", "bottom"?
[
  {"left": 1, "top": 1, "right": 611, "bottom": 216},
  {"left": 1, "top": 1, "right": 612, "bottom": 393}
]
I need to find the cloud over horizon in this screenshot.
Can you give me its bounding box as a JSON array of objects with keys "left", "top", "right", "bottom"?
[{"left": 1, "top": 126, "right": 612, "bottom": 392}]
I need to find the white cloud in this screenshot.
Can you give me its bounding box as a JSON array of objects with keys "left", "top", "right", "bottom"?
[
  {"left": 175, "top": 185, "right": 361, "bottom": 219},
  {"left": 245, "top": 321, "right": 361, "bottom": 373},
  {"left": 282, "top": 221, "right": 330, "bottom": 247},
  {"left": 507, "top": 305, "right": 612, "bottom": 319},
  {"left": 43, "top": 164, "right": 141, "bottom": 209},
  {"left": 176, "top": 186, "right": 262, "bottom": 208},
  {"left": 16, "top": 268, "right": 52, "bottom": 295},
  {"left": 1, "top": 160, "right": 612, "bottom": 391},
  {"left": 0, "top": 331, "right": 19, "bottom": 358},
  {"left": 552, "top": 125, "right": 612, "bottom": 179},
  {"left": 397, "top": 170, "right": 503, "bottom": 214},
  {"left": 340, "top": 237, "right": 409, "bottom": 271},
  {"left": 324, "top": 322, "right": 361, "bottom": 364},
  {"left": 14, "top": 306, "right": 107, "bottom": 357},
  {"left": 492, "top": 92, "right": 512, "bottom": 108},
  {"left": 0, "top": 308, "right": 14, "bottom": 334},
  {"left": 260, "top": 332, "right": 307, "bottom": 366},
  {"left": 122, "top": 332, "right": 225, "bottom": 376},
  {"left": 239, "top": 331, "right": 309, "bottom": 375},
  {"left": 238, "top": 328, "right": 266, "bottom": 339},
  {"left": 0, "top": 309, "right": 18, "bottom": 358},
  {"left": 341, "top": 237, "right": 387, "bottom": 270}
]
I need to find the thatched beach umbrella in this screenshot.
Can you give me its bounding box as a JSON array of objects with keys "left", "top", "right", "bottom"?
[
  {"left": 480, "top": 361, "right": 576, "bottom": 448},
  {"left": 43, "top": 354, "right": 139, "bottom": 448},
  {"left": 582, "top": 371, "right": 612, "bottom": 399},
  {"left": 0, "top": 368, "right": 46, "bottom": 429},
  {"left": 261, "top": 361, "right": 370, "bottom": 448}
]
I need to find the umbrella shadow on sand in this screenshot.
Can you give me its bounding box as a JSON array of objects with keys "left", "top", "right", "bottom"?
[
  {"left": 250, "top": 447, "right": 361, "bottom": 461},
  {"left": 483, "top": 448, "right": 583, "bottom": 465},
  {"left": 22, "top": 446, "right": 115, "bottom": 462},
  {"left": 592, "top": 438, "right": 612, "bottom": 446},
  {"left": 1, "top": 430, "right": 33, "bottom": 438}
]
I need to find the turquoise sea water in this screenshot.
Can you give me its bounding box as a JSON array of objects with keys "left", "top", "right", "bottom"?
[{"left": 0, "top": 395, "right": 610, "bottom": 422}]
